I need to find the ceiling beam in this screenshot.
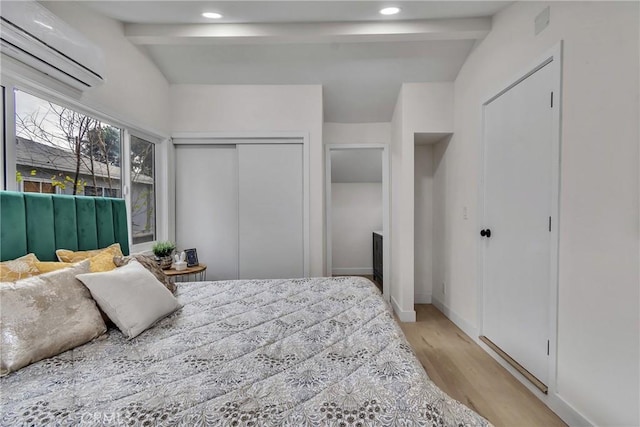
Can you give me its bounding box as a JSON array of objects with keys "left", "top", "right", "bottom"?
[{"left": 125, "top": 18, "right": 491, "bottom": 45}]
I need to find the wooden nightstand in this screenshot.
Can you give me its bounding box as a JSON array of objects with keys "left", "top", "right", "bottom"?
[{"left": 164, "top": 264, "right": 207, "bottom": 282}]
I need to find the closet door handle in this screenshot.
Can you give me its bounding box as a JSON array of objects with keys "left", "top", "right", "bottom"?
[{"left": 480, "top": 229, "right": 492, "bottom": 238}]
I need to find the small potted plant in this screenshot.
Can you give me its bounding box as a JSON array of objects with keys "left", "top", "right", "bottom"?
[{"left": 152, "top": 241, "right": 176, "bottom": 270}]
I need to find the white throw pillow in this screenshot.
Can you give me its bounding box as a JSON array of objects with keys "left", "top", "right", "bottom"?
[{"left": 76, "top": 260, "right": 182, "bottom": 339}]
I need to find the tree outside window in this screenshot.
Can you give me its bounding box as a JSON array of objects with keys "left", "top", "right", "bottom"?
[
  {"left": 14, "top": 89, "right": 156, "bottom": 245},
  {"left": 130, "top": 136, "right": 156, "bottom": 244},
  {"left": 15, "top": 90, "right": 122, "bottom": 196}
]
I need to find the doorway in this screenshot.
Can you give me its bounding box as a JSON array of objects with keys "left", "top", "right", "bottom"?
[
  {"left": 325, "top": 144, "right": 390, "bottom": 301},
  {"left": 479, "top": 47, "right": 561, "bottom": 393}
]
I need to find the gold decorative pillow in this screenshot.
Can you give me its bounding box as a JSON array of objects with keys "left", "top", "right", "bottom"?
[
  {"left": 0, "top": 260, "right": 106, "bottom": 376},
  {"left": 34, "top": 261, "right": 74, "bottom": 274},
  {"left": 0, "top": 253, "right": 40, "bottom": 282},
  {"left": 87, "top": 249, "right": 119, "bottom": 273},
  {"left": 56, "top": 243, "right": 123, "bottom": 273}
]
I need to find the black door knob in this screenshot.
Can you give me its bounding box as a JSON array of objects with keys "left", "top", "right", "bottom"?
[
  {"left": 480, "top": 229, "right": 492, "bottom": 238},
  {"left": 485, "top": 229, "right": 491, "bottom": 238}
]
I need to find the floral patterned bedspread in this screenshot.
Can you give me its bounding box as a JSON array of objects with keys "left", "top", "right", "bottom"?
[{"left": 1, "top": 276, "right": 490, "bottom": 426}]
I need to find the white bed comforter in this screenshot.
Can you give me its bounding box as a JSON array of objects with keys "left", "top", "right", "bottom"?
[{"left": 1, "top": 276, "right": 489, "bottom": 426}]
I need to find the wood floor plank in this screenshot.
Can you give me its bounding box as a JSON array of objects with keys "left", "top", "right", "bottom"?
[{"left": 399, "top": 304, "right": 566, "bottom": 427}]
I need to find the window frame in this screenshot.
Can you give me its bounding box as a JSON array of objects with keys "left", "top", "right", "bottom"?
[
  {"left": 1, "top": 76, "right": 168, "bottom": 253},
  {"left": 125, "top": 130, "right": 161, "bottom": 252},
  {"left": 0, "top": 85, "right": 5, "bottom": 191},
  {"left": 128, "top": 133, "right": 157, "bottom": 247}
]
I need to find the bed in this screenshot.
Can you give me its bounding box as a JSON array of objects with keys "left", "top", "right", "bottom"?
[{"left": 0, "top": 191, "right": 489, "bottom": 426}]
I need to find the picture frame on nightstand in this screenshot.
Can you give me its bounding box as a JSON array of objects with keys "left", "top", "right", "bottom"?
[{"left": 184, "top": 248, "right": 199, "bottom": 267}]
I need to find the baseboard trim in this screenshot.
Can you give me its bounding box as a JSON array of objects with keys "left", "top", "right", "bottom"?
[
  {"left": 414, "top": 292, "right": 432, "bottom": 304},
  {"left": 548, "top": 394, "right": 595, "bottom": 427},
  {"left": 391, "top": 296, "right": 416, "bottom": 322},
  {"left": 431, "top": 298, "right": 593, "bottom": 427},
  {"left": 477, "top": 339, "right": 594, "bottom": 427},
  {"left": 479, "top": 335, "right": 548, "bottom": 394},
  {"left": 431, "top": 296, "right": 478, "bottom": 339},
  {"left": 332, "top": 268, "right": 373, "bottom": 275}
]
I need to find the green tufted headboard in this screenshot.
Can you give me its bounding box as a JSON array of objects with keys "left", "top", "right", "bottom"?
[{"left": 0, "top": 191, "right": 130, "bottom": 262}]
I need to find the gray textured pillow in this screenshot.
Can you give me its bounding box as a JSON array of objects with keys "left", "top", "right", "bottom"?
[
  {"left": 0, "top": 260, "right": 106, "bottom": 376},
  {"left": 113, "top": 254, "right": 177, "bottom": 294},
  {"left": 76, "top": 260, "right": 182, "bottom": 339}
]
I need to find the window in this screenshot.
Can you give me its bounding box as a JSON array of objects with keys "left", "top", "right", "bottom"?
[
  {"left": 23, "top": 180, "right": 55, "bottom": 194},
  {"left": 104, "top": 187, "right": 120, "bottom": 198},
  {"left": 5, "top": 86, "right": 162, "bottom": 249},
  {"left": 84, "top": 185, "right": 100, "bottom": 196},
  {"left": 130, "top": 135, "right": 156, "bottom": 244},
  {"left": 14, "top": 90, "right": 122, "bottom": 197},
  {"left": 0, "top": 85, "right": 4, "bottom": 190},
  {"left": 83, "top": 185, "right": 120, "bottom": 197}
]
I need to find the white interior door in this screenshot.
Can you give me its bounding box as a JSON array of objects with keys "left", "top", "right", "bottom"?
[
  {"left": 238, "top": 144, "right": 303, "bottom": 279},
  {"left": 175, "top": 145, "right": 239, "bottom": 280},
  {"left": 482, "top": 62, "right": 556, "bottom": 385}
]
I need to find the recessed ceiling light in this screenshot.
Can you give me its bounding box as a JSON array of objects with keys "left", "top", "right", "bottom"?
[
  {"left": 379, "top": 7, "right": 401, "bottom": 16},
  {"left": 202, "top": 12, "right": 223, "bottom": 19}
]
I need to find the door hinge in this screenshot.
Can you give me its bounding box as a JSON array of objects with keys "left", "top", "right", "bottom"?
[
  {"left": 550, "top": 92, "right": 554, "bottom": 108},
  {"left": 547, "top": 340, "right": 550, "bottom": 356},
  {"left": 548, "top": 216, "right": 552, "bottom": 232}
]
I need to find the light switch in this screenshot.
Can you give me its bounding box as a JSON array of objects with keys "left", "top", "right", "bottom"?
[{"left": 535, "top": 6, "right": 550, "bottom": 35}]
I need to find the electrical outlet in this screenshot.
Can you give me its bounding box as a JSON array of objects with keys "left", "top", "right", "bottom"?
[
  {"left": 442, "top": 282, "right": 446, "bottom": 294},
  {"left": 462, "top": 206, "right": 468, "bottom": 220}
]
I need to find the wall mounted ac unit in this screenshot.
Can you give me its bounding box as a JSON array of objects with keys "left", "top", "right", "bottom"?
[{"left": 0, "top": 1, "right": 105, "bottom": 90}]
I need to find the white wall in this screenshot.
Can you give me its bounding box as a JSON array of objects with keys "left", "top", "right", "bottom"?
[
  {"left": 432, "top": 138, "right": 450, "bottom": 304},
  {"left": 390, "top": 82, "right": 454, "bottom": 320},
  {"left": 436, "top": 2, "right": 639, "bottom": 425},
  {"left": 170, "top": 85, "right": 324, "bottom": 276},
  {"left": 390, "top": 89, "right": 408, "bottom": 318},
  {"left": 414, "top": 145, "right": 434, "bottom": 303},
  {"left": 402, "top": 83, "right": 454, "bottom": 133},
  {"left": 42, "top": 2, "right": 170, "bottom": 135},
  {"left": 331, "top": 183, "right": 382, "bottom": 275}
]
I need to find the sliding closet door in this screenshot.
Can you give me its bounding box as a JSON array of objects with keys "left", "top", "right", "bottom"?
[
  {"left": 238, "top": 144, "right": 303, "bottom": 279},
  {"left": 175, "top": 145, "right": 238, "bottom": 280}
]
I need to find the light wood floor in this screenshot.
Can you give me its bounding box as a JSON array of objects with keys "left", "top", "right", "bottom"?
[{"left": 400, "top": 304, "right": 567, "bottom": 427}]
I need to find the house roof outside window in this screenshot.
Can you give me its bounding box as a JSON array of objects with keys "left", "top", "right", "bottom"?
[{"left": 16, "top": 137, "right": 153, "bottom": 185}]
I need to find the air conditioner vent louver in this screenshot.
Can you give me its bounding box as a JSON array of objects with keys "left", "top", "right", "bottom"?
[{"left": 0, "top": 1, "right": 105, "bottom": 90}]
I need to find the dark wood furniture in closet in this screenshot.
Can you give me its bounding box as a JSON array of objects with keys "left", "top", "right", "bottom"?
[{"left": 372, "top": 231, "right": 383, "bottom": 286}]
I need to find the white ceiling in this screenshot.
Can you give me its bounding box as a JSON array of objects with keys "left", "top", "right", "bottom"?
[
  {"left": 87, "top": 2, "right": 511, "bottom": 25},
  {"left": 141, "top": 40, "right": 475, "bottom": 122},
  {"left": 83, "top": 1, "right": 512, "bottom": 123}
]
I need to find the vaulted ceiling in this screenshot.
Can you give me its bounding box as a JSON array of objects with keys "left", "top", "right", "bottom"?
[{"left": 86, "top": 1, "right": 511, "bottom": 123}]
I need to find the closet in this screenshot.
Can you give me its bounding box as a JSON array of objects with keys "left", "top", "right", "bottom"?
[{"left": 174, "top": 141, "right": 304, "bottom": 280}]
